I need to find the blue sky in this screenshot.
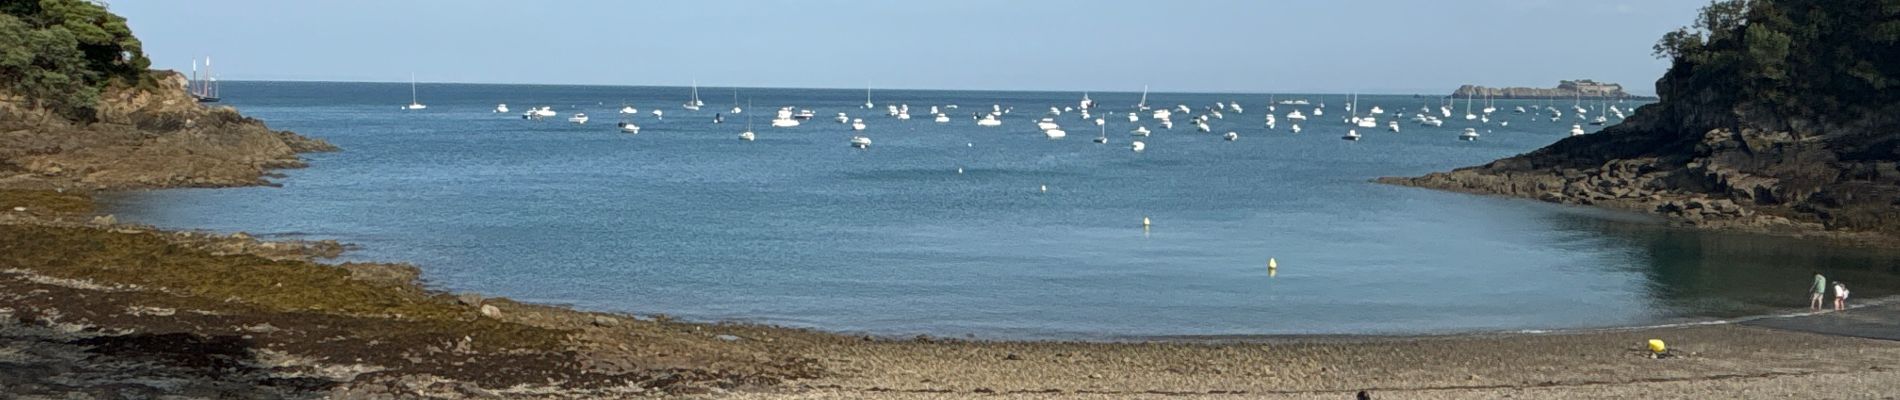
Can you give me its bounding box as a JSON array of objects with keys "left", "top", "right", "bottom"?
[{"left": 114, "top": 0, "right": 1705, "bottom": 95}]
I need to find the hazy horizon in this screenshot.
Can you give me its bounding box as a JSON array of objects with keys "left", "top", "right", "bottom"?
[{"left": 113, "top": 1, "right": 1706, "bottom": 96}]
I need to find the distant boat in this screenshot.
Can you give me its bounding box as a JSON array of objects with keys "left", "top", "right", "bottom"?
[
  {"left": 494, "top": 103, "right": 509, "bottom": 113},
  {"left": 682, "top": 80, "right": 703, "bottom": 111},
  {"left": 1388, "top": 121, "right": 1400, "bottom": 132},
  {"left": 863, "top": 84, "right": 874, "bottom": 109},
  {"left": 934, "top": 113, "right": 950, "bottom": 123},
  {"left": 1291, "top": 124, "right": 1302, "bottom": 133},
  {"left": 189, "top": 56, "right": 221, "bottom": 102},
  {"left": 850, "top": 135, "right": 871, "bottom": 149},
  {"left": 1223, "top": 131, "right": 1238, "bottom": 141},
  {"left": 1460, "top": 128, "right": 1480, "bottom": 141},
  {"left": 568, "top": 113, "right": 588, "bottom": 124},
  {"left": 1342, "top": 129, "right": 1361, "bottom": 141},
  {"left": 977, "top": 113, "right": 1002, "bottom": 127},
  {"left": 1044, "top": 128, "right": 1067, "bottom": 139},
  {"left": 740, "top": 100, "right": 755, "bottom": 141},
  {"left": 1130, "top": 125, "right": 1151, "bottom": 136},
  {"left": 852, "top": 118, "right": 866, "bottom": 131},
  {"left": 772, "top": 108, "right": 799, "bottom": 127},
  {"left": 835, "top": 112, "right": 850, "bottom": 124},
  {"left": 1094, "top": 122, "right": 1108, "bottom": 143},
  {"left": 1131, "top": 140, "right": 1146, "bottom": 152},
  {"left": 729, "top": 89, "right": 743, "bottom": 114},
  {"left": 651, "top": 109, "right": 664, "bottom": 119},
  {"left": 1570, "top": 124, "right": 1585, "bottom": 136},
  {"left": 1135, "top": 85, "right": 1150, "bottom": 111},
  {"left": 402, "top": 73, "right": 426, "bottom": 110}
]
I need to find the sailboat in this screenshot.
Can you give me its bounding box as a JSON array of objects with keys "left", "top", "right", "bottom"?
[
  {"left": 739, "top": 100, "right": 756, "bottom": 141},
  {"left": 682, "top": 80, "right": 702, "bottom": 111},
  {"left": 1136, "top": 85, "right": 1150, "bottom": 111},
  {"left": 1462, "top": 92, "right": 1474, "bottom": 120},
  {"left": 190, "top": 57, "right": 220, "bottom": 102},
  {"left": 863, "top": 84, "right": 874, "bottom": 109},
  {"left": 729, "top": 89, "right": 742, "bottom": 114},
  {"left": 402, "top": 73, "right": 426, "bottom": 110},
  {"left": 1094, "top": 120, "right": 1109, "bottom": 143}
]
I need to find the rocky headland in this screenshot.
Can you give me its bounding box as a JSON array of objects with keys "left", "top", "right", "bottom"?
[
  {"left": 1389, "top": 0, "right": 1900, "bottom": 245},
  {"left": 0, "top": 71, "right": 335, "bottom": 190}
]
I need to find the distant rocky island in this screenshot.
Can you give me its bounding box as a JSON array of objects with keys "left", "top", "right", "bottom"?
[{"left": 1450, "top": 80, "right": 1653, "bottom": 100}]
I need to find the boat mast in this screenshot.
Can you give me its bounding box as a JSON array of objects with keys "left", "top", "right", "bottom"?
[{"left": 410, "top": 73, "right": 418, "bottom": 104}]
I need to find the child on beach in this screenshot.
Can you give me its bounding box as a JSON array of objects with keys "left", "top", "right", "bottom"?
[
  {"left": 1834, "top": 282, "right": 1850, "bottom": 311},
  {"left": 1812, "top": 272, "right": 1828, "bottom": 311}
]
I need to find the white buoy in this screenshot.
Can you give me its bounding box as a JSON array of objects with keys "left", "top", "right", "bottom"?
[
  {"left": 957, "top": 167, "right": 964, "bottom": 174},
  {"left": 1142, "top": 216, "right": 1151, "bottom": 227},
  {"left": 1040, "top": 185, "right": 1048, "bottom": 193},
  {"left": 1268, "top": 258, "right": 1278, "bottom": 270}
]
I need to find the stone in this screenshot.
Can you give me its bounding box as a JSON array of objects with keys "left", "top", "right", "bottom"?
[
  {"left": 714, "top": 334, "right": 741, "bottom": 342},
  {"left": 90, "top": 214, "right": 116, "bottom": 225},
  {"left": 479, "top": 304, "right": 501, "bottom": 318},
  {"left": 455, "top": 293, "right": 483, "bottom": 307},
  {"left": 591, "top": 315, "right": 619, "bottom": 327}
]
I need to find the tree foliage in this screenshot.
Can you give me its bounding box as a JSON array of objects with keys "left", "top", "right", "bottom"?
[
  {"left": 1652, "top": 0, "right": 1900, "bottom": 132},
  {"left": 0, "top": 0, "right": 152, "bottom": 120}
]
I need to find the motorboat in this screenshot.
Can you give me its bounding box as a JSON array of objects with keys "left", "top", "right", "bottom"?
[
  {"left": 1223, "top": 131, "right": 1238, "bottom": 141},
  {"left": 1131, "top": 126, "right": 1151, "bottom": 136},
  {"left": 1342, "top": 129, "right": 1361, "bottom": 141},
  {"left": 1460, "top": 128, "right": 1480, "bottom": 141},
  {"left": 568, "top": 113, "right": 589, "bottom": 124},
  {"left": 494, "top": 103, "right": 509, "bottom": 113},
  {"left": 850, "top": 135, "right": 871, "bottom": 149},
  {"left": 1570, "top": 124, "right": 1586, "bottom": 136},
  {"left": 977, "top": 114, "right": 1002, "bottom": 127},
  {"left": 852, "top": 118, "right": 866, "bottom": 131},
  {"left": 1131, "top": 141, "right": 1146, "bottom": 152}
]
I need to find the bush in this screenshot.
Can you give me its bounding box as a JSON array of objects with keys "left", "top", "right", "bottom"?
[{"left": 0, "top": 0, "right": 152, "bottom": 121}]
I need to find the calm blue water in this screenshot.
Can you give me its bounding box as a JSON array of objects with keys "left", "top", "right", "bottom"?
[{"left": 101, "top": 81, "right": 1900, "bottom": 340}]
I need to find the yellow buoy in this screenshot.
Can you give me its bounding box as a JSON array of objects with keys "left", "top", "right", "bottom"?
[
  {"left": 1647, "top": 339, "right": 1666, "bottom": 354},
  {"left": 1142, "top": 217, "right": 1151, "bottom": 227},
  {"left": 1269, "top": 258, "right": 1278, "bottom": 270}
]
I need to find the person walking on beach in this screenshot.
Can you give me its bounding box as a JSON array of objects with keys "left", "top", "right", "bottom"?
[
  {"left": 1834, "top": 281, "right": 1850, "bottom": 311},
  {"left": 1811, "top": 272, "right": 1828, "bottom": 310}
]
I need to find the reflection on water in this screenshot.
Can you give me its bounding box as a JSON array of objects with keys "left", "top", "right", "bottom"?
[{"left": 1545, "top": 207, "right": 1900, "bottom": 317}]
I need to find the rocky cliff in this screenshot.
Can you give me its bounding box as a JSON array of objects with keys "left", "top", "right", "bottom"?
[
  {"left": 0, "top": 71, "right": 335, "bottom": 190},
  {"left": 1386, "top": 0, "right": 1900, "bottom": 243}
]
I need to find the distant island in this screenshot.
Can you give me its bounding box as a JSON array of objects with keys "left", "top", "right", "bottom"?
[{"left": 1450, "top": 80, "right": 1654, "bottom": 100}]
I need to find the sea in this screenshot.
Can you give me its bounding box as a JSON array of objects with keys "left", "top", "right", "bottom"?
[{"left": 98, "top": 81, "right": 1900, "bottom": 340}]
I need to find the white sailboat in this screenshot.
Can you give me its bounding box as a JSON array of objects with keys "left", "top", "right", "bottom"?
[
  {"left": 1463, "top": 92, "right": 1476, "bottom": 120},
  {"left": 729, "top": 89, "right": 743, "bottom": 114},
  {"left": 682, "top": 80, "right": 702, "bottom": 111},
  {"left": 863, "top": 84, "right": 874, "bottom": 109},
  {"left": 402, "top": 73, "right": 426, "bottom": 110},
  {"left": 1135, "top": 85, "right": 1150, "bottom": 111},
  {"left": 739, "top": 100, "right": 755, "bottom": 141}
]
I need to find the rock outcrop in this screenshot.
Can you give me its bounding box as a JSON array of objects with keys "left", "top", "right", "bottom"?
[
  {"left": 1389, "top": 0, "right": 1900, "bottom": 243},
  {"left": 1450, "top": 80, "right": 1649, "bottom": 100},
  {"left": 0, "top": 71, "right": 334, "bottom": 191}
]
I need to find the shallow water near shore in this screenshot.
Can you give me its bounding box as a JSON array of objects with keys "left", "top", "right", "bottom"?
[{"left": 101, "top": 81, "right": 1900, "bottom": 340}]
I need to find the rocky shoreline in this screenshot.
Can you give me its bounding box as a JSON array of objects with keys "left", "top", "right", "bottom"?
[{"left": 0, "top": 72, "right": 335, "bottom": 191}]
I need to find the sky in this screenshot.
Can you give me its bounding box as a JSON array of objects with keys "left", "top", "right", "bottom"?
[{"left": 112, "top": 0, "right": 1707, "bottom": 95}]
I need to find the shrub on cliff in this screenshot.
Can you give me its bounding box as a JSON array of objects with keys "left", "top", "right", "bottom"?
[
  {"left": 1651, "top": 0, "right": 1900, "bottom": 134},
  {"left": 0, "top": 0, "right": 152, "bottom": 121}
]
